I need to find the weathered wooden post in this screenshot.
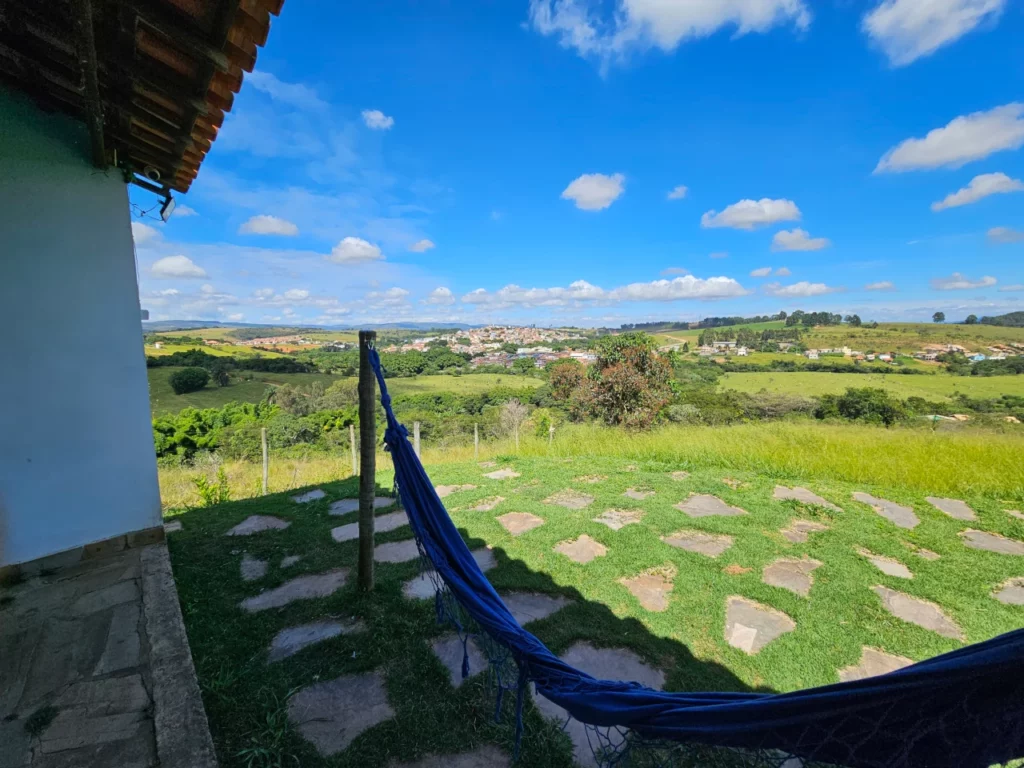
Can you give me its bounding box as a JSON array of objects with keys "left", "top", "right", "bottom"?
[
  {"left": 357, "top": 330, "right": 377, "bottom": 592},
  {"left": 474, "top": 423, "right": 479, "bottom": 461},
  {"left": 349, "top": 423, "right": 357, "bottom": 476},
  {"left": 413, "top": 421, "right": 421, "bottom": 459},
  {"left": 261, "top": 427, "right": 268, "bottom": 495}
]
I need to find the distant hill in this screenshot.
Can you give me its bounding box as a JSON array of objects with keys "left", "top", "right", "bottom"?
[
  {"left": 980, "top": 312, "right": 1024, "bottom": 328},
  {"left": 142, "top": 320, "right": 479, "bottom": 333}
]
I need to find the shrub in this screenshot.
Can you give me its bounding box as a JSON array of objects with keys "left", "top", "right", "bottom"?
[
  {"left": 815, "top": 387, "right": 909, "bottom": 426},
  {"left": 169, "top": 367, "right": 210, "bottom": 394},
  {"left": 192, "top": 467, "right": 231, "bottom": 506}
]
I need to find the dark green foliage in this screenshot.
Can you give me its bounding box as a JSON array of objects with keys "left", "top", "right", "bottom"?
[
  {"left": 169, "top": 367, "right": 210, "bottom": 395},
  {"left": 979, "top": 311, "right": 1024, "bottom": 327},
  {"left": 815, "top": 387, "right": 909, "bottom": 426},
  {"left": 193, "top": 468, "right": 231, "bottom": 507},
  {"left": 964, "top": 314, "right": 978, "bottom": 325},
  {"left": 512, "top": 356, "right": 538, "bottom": 376},
  {"left": 785, "top": 310, "right": 842, "bottom": 327},
  {"left": 933, "top": 312, "right": 945, "bottom": 323},
  {"left": 147, "top": 350, "right": 310, "bottom": 374}
]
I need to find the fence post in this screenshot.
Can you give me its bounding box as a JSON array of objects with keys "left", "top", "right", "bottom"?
[
  {"left": 349, "top": 423, "right": 357, "bottom": 476},
  {"left": 357, "top": 330, "right": 377, "bottom": 592},
  {"left": 261, "top": 427, "right": 268, "bottom": 495},
  {"left": 413, "top": 421, "right": 421, "bottom": 459},
  {"left": 549, "top": 423, "right": 554, "bottom": 448},
  {"left": 474, "top": 423, "right": 479, "bottom": 461}
]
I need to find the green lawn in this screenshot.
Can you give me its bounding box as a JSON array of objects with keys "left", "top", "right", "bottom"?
[
  {"left": 720, "top": 371, "right": 1024, "bottom": 401},
  {"left": 146, "top": 343, "right": 288, "bottom": 359},
  {"left": 802, "top": 323, "right": 1024, "bottom": 355},
  {"left": 167, "top": 456, "right": 1024, "bottom": 767}
]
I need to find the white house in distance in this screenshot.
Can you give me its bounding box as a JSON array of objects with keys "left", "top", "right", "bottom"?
[{"left": 0, "top": 0, "right": 283, "bottom": 571}]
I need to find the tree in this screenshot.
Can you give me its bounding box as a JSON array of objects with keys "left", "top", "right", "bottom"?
[
  {"left": 965, "top": 314, "right": 978, "bottom": 325},
  {"left": 211, "top": 363, "right": 231, "bottom": 387},
  {"left": 499, "top": 399, "right": 529, "bottom": 450},
  {"left": 512, "top": 356, "right": 537, "bottom": 376},
  {"left": 169, "top": 367, "right": 210, "bottom": 395},
  {"left": 932, "top": 312, "right": 945, "bottom": 323},
  {"left": 844, "top": 314, "right": 862, "bottom": 327}
]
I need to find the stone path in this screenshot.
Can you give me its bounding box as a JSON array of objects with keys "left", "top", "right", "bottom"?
[
  {"left": 435, "top": 484, "right": 477, "bottom": 498},
  {"left": 592, "top": 509, "right": 643, "bottom": 530},
  {"left": 374, "top": 539, "right": 420, "bottom": 563},
  {"left": 762, "top": 557, "right": 822, "bottom": 597},
  {"left": 675, "top": 494, "right": 746, "bottom": 518},
  {"left": 533, "top": 643, "right": 665, "bottom": 768},
  {"left": 402, "top": 549, "right": 497, "bottom": 600},
  {"left": 240, "top": 553, "right": 268, "bottom": 582},
  {"left": 501, "top": 592, "right": 571, "bottom": 625},
  {"left": 431, "top": 635, "right": 487, "bottom": 687},
  {"left": 838, "top": 647, "right": 913, "bottom": 682},
  {"left": 225, "top": 515, "right": 290, "bottom": 536},
  {"left": 331, "top": 510, "right": 409, "bottom": 542},
  {"left": 623, "top": 488, "right": 654, "bottom": 500},
  {"left": 721, "top": 478, "right": 743, "bottom": 489},
  {"left": 662, "top": 530, "right": 733, "bottom": 558},
  {"left": 484, "top": 468, "right": 519, "bottom": 480},
  {"left": 620, "top": 566, "right": 675, "bottom": 612},
  {"left": 857, "top": 549, "right": 913, "bottom": 579},
  {"left": 925, "top": 497, "right": 977, "bottom": 521},
  {"left": 470, "top": 496, "right": 504, "bottom": 512},
  {"left": 329, "top": 497, "right": 394, "bottom": 516},
  {"left": 268, "top": 619, "right": 365, "bottom": 662},
  {"left": 908, "top": 544, "right": 941, "bottom": 561},
  {"left": 497, "top": 512, "right": 545, "bottom": 536},
  {"left": 286, "top": 671, "right": 394, "bottom": 756},
  {"left": 292, "top": 489, "right": 326, "bottom": 504},
  {"left": 164, "top": 519, "right": 183, "bottom": 534},
  {"left": 994, "top": 578, "right": 1024, "bottom": 605},
  {"left": 1008, "top": 510, "right": 1024, "bottom": 521},
  {"left": 544, "top": 490, "right": 595, "bottom": 510},
  {"left": 281, "top": 555, "right": 301, "bottom": 568},
  {"left": 780, "top": 519, "right": 829, "bottom": 544},
  {"left": 773, "top": 486, "right": 841, "bottom": 512},
  {"left": 669, "top": 471, "right": 690, "bottom": 481},
  {"left": 871, "top": 586, "right": 964, "bottom": 640},
  {"left": 852, "top": 492, "right": 919, "bottom": 529},
  {"left": 240, "top": 569, "right": 349, "bottom": 613},
  {"left": 553, "top": 535, "right": 607, "bottom": 564},
  {"left": 725, "top": 597, "right": 796, "bottom": 654},
  {"left": 959, "top": 530, "right": 1024, "bottom": 555},
  {"left": 389, "top": 746, "right": 510, "bottom": 768}
]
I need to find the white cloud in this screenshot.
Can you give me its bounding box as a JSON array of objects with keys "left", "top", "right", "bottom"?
[
  {"left": 865, "top": 281, "right": 897, "bottom": 291},
  {"left": 461, "top": 275, "right": 748, "bottom": 307},
  {"left": 667, "top": 185, "right": 688, "bottom": 200},
  {"left": 988, "top": 226, "right": 1024, "bottom": 244},
  {"left": 226, "top": 313, "right": 245, "bottom": 321},
  {"left": 771, "top": 227, "right": 831, "bottom": 251},
  {"left": 154, "top": 288, "right": 179, "bottom": 296},
  {"left": 763, "top": 281, "right": 842, "bottom": 297},
  {"left": 609, "top": 276, "right": 750, "bottom": 302},
  {"left": 132, "top": 221, "right": 160, "bottom": 245},
  {"left": 930, "top": 272, "right": 997, "bottom": 290},
  {"left": 408, "top": 239, "right": 436, "bottom": 252},
  {"left": 283, "top": 288, "right": 310, "bottom": 301},
  {"left": 172, "top": 205, "right": 198, "bottom": 217},
  {"left": 327, "top": 237, "right": 384, "bottom": 264},
  {"left": 750, "top": 267, "right": 773, "bottom": 278},
  {"left": 701, "top": 198, "right": 801, "bottom": 230},
  {"left": 561, "top": 173, "right": 625, "bottom": 211},
  {"left": 151, "top": 254, "right": 207, "bottom": 279},
  {"left": 997, "top": 284, "right": 1024, "bottom": 292},
  {"left": 200, "top": 283, "right": 216, "bottom": 294},
  {"left": 253, "top": 288, "right": 275, "bottom": 299},
  {"left": 366, "top": 287, "right": 410, "bottom": 307},
  {"left": 874, "top": 103, "right": 1024, "bottom": 173},
  {"left": 709, "top": 251, "right": 729, "bottom": 259},
  {"left": 527, "top": 0, "right": 810, "bottom": 68},
  {"left": 247, "top": 71, "right": 327, "bottom": 110},
  {"left": 239, "top": 215, "right": 300, "bottom": 236},
  {"left": 862, "top": 0, "right": 1006, "bottom": 67},
  {"left": 774, "top": 267, "right": 792, "bottom": 277},
  {"left": 661, "top": 267, "right": 690, "bottom": 276},
  {"left": 425, "top": 287, "right": 456, "bottom": 306},
  {"left": 361, "top": 109, "right": 395, "bottom": 130},
  {"left": 931, "top": 172, "right": 1024, "bottom": 211}
]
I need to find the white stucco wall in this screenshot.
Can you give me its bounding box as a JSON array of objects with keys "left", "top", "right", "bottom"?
[{"left": 0, "top": 88, "right": 162, "bottom": 566}]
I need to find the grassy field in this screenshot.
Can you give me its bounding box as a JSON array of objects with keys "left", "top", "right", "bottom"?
[
  {"left": 720, "top": 371, "right": 1024, "bottom": 400},
  {"left": 803, "top": 323, "right": 1024, "bottom": 355},
  {"left": 145, "top": 343, "right": 288, "bottom": 359},
  {"left": 167, "top": 448, "right": 1024, "bottom": 767}
]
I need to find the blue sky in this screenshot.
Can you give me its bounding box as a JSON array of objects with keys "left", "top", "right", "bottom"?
[{"left": 134, "top": 0, "right": 1024, "bottom": 327}]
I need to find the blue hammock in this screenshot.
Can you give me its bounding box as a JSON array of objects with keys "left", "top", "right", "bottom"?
[{"left": 368, "top": 348, "right": 1024, "bottom": 768}]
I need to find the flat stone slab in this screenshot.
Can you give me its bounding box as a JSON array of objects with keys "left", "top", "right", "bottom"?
[
  {"left": 268, "top": 619, "right": 365, "bottom": 662},
  {"left": 329, "top": 496, "right": 395, "bottom": 516},
  {"left": 852, "top": 492, "right": 919, "bottom": 529},
  {"left": 292, "top": 489, "right": 326, "bottom": 503},
  {"left": 501, "top": 592, "right": 571, "bottom": 625},
  {"left": 402, "top": 549, "right": 497, "bottom": 599},
  {"left": 872, "top": 586, "right": 964, "bottom": 640},
  {"left": 669, "top": 471, "right": 691, "bottom": 481},
  {"left": 910, "top": 546, "right": 941, "bottom": 561},
  {"left": 725, "top": 597, "right": 796, "bottom": 654},
  {"left": 331, "top": 510, "right": 409, "bottom": 542},
  {"left": 623, "top": 488, "right": 654, "bottom": 500},
  {"left": 225, "top": 515, "right": 290, "bottom": 536},
  {"left": 554, "top": 535, "right": 607, "bottom": 564},
  {"left": 593, "top": 509, "right": 644, "bottom": 530},
  {"left": 574, "top": 474, "right": 607, "bottom": 484},
  {"left": 780, "top": 519, "right": 829, "bottom": 544},
  {"left": 389, "top": 746, "right": 510, "bottom": 768},
  {"left": 762, "top": 558, "right": 821, "bottom": 597},
  {"left": 484, "top": 468, "right": 520, "bottom": 480},
  {"left": 497, "top": 512, "right": 545, "bottom": 536},
  {"left": 435, "top": 484, "right": 477, "bottom": 498},
  {"left": 470, "top": 496, "right": 504, "bottom": 512},
  {"left": 1008, "top": 510, "right": 1024, "bottom": 521},
  {"left": 838, "top": 647, "right": 913, "bottom": 682},
  {"left": 544, "top": 489, "right": 595, "bottom": 510},
  {"left": 281, "top": 555, "right": 301, "bottom": 568},
  {"left": 374, "top": 539, "right": 420, "bottom": 563},
  {"left": 676, "top": 494, "right": 746, "bottom": 518},
  {"left": 240, "top": 553, "right": 268, "bottom": 582},
  {"left": 431, "top": 634, "right": 488, "bottom": 687},
  {"left": 620, "top": 567, "right": 675, "bottom": 612},
  {"left": 287, "top": 671, "right": 394, "bottom": 756},
  {"left": 163, "top": 520, "right": 183, "bottom": 533},
  {"left": 858, "top": 549, "right": 913, "bottom": 579},
  {"left": 662, "top": 530, "right": 733, "bottom": 558},
  {"left": 721, "top": 478, "right": 743, "bottom": 489},
  {"left": 240, "top": 569, "right": 349, "bottom": 612},
  {"left": 926, "top": 497, "right": 977, "bottom": 521},
  {"left": 959, "top": 529, "right": 1024, "bottom": 555},
  {"left": 994, "top": 577, "right": 1024, "bottom": 605},
  {"left": 774, "top": 486, "right": 841, "bottom": 512}
]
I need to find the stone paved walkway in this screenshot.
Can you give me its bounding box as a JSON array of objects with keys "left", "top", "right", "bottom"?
[
  {"left": 390, "top": 746, "right": 510, "bottom": 768},
  {"left": 240, "top": 569, "right": 349, "bottom": 613},
  {"left": 871, "top": 587, "right": 964, "bottom": 640},
  {"left": 620, "top": 566, "right": 675, "bottom": 612},
  {"left": 286, "top": 671, "right": 394, "bottom": 756},
  {"left": 838, "top": 647, "right": 912, "bottom": 682},
  {"left": 725, "top": 597, "right": 796, "bottom": 654},
  {"left": 676, "top": 494, "right": 746, "bottom": 518},
  {"left": 852, "top": 493, "right": 919, "bottom": 529},
  {"left": 773, "top": 486, "right": 841, "bottom": 511},
  {"left": 553, "top": 535, "right": 607, "bottom": 564}
]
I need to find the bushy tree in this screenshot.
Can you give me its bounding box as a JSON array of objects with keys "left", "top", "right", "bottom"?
[
  {"left": 499, "top": 399, "right": 529, "bottom": 449},
  {"left": 169, "top": 367, "right": 210, "bottom": 394},
  {"left": 965, "top": 314, "right": 978, "bottom": 325},
  {"left": 815, "top": 387, "right": 908, "bottom": 426},
  {"left": 933, "top": 312, "right": 945, "bottom": 323},
  {"left": 512, "top": 356, "right": 537, "bottom": 376}
]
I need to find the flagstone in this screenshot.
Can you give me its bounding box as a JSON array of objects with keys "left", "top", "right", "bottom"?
[
  {"left": 662, "top": 530, "right": 733, "bottom": 558},
  {"left": 780, "top": 519, "right": 829, "bottom": 544},
  {"left": 389, "top": 746, "right": 511, "bottom": 768},
  {"left": 374, "top": 539, "right": 420, "bottom": 563},
  {"left": 292, "top": 489, "right": 326, "bottom": 504},
  {"left": 497, "top": 512, "right": 545, "bottom": 536},
  {"left": 225, "top": 515, "right": 290, "bottom": 536},
  {"left": 676, "top": 494, "right": 747, "bottom": 518},
  {"left": 773, "top": 486, "right": 841, "bottom": 512},
  {"left": 484, "top": 468, "right": 520, "bottom": 480},
  {"left": 281, "top": 555, "right": 301, "bottom": 568},
  {"left": 959, "top": 529, "right": 1024, "bottom": 555},
  {"left": 592, "top": 509, "right": 643, "bottom": 531},
  {"left": 852, "top": 492, "right": 919, "bottom": 529},
  {"left": 838, "top": 647, "right": 913, "bottom": 682},
  {"left": 240, "top": 553, "right": 268, "bottom": 582},
  {"left": 435, "top": 484, "right": 477, "bottom": 498},
  {"left": 402, "top": 549, "right": 497, "bottom": 600},
  {"left": 762, "top": 558, "right": 822, "bottom": 597},
  {"left": 1008, "top": 510, "right": 1024, "bottom": 521},
  {"left": 857, "top": 549, "right": 913, "bottom": 579},
  {"left": 287, "top": 671, "right": 394, "bottom": 756},
  {"left": 620, "top": 567, "right": 675, "bottom": 612},
  {"left": 470, "top": 496, "right": 504, "bottom": 512},
  {"left": 501, "top": 592, "right": 571, "bottom": 625},
  {"left": 544, "top": 489, "right": 595, "bottom": 510},
  {"left": 724, "top": 597, "right": 796, "bottom": 654},
  {"left": 163, "top": 520, "right": 182, "bottom": 534},
  {"left": 871, "top": 586, "right": 964, "bottom": 640},
  {"left": 993, "top": 577, "right": 1024, "bottom": 605},
  {"left": 431, "top": 634, "right": 488, "bottom": 687},
  {"left": 623, "top": 488, "right": 654, "bottom": 500},
  {"left": 925, "top": 497, "right": 977, "bottom": 521},
  {"left": 240, "top": 569, "right": 348, "bottom": 613},
  {"left": 331, "top": 510, "right": 409, "bottom": 542},
  {"left": 554, "top": 535, "right": 607, "bottom": 564},
  {"left": 268, "top": 619, "right": 365, "bottom": 662},
  {"left": 329, "top": 497, "right": 395, "bottom": 516}
]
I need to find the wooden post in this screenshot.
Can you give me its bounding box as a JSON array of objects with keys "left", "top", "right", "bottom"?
[
  {"left": 349, "top": 423, "right": 357, "bottom": 476},
  {"left": 357, "top": 330, "right": 377, "bottom": 592},
  {"left": 260, "top": 427, "right": 268, "bottom": 495},
  {"left": 413, "top": 422, "right": 421, "bottom": 459},
  {"left": 474, "top": 423, "right": 479, "bottom": 461}
]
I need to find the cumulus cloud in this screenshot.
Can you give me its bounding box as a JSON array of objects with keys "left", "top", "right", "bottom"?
[
  {"left": 988, "top": 226, "right": 1024, "bottom": 244},
  {"left": 461, "top": 275, "right": 748, "bottom": 308},
  {"left": 132, "top": 221, "right": 160, "bottom": 245},
  {"left": 750, "top": 267, "right": 773, "bottom": 278},
  {"left": 366, "top": 287, "right": 410, "bottom": 307},
  {"left": 874, "top": 103, "right": 1024, "bottom": 173},
  {"left": 408, "top": 239, "right": 436, "bottom": 252},
  {"left": 173, "top": 205, "right": 198, "bottom": 217},
  {"left": 667, "top": 185, "right": 688, "bottom": 200},
  {"left": 997, "top": 284, "right": 1024, "bottom": 292},
  {"left": 930, "top": 272, "right": 997, "bottom": 290},
  {"left": 425, "top": 287, "right": 456, "bottom": 305},
  {"left": 226, "top": 313, "right": 245, "bottom": 321},
  {"left": 283, "top": 288, "right": 310, "bottom": 301},
  {"left": 771, "top": 228, "right": 830, "bottom": 251},
  {"left": 661, "top": 267, "right": 690, "bottom": 276},
  {"left": 247, "top": 71, "right": 328, "bottom": 111},
  {"left": 862, "top": 0, "right": 1006, "bottom": 67},
  {"left": 931, "top": 172, "right": 1024, "bottom": 211},
  {"left": 561, "top": 173, "right": 626, "bottom": 211},
  {"left": 865, "top": 281, "right": 897, "bottom": 291},
  {"left": 709, "top": 251, "right": 729, "bottom": 259},
  {"left": 610, "top": 276, "right": 749, "bottom": 302},
  {"left": 701, "top": 198, "right": 801, "bottom": 230},
  {"left": 239, "top": 215, "right": 300, "bottom": 236},
  {"left": 151, "top": 254, "right": 208, "bottom": 279},
  {"left": 763, "top": 281, "right": 842, "bottom": 297},
  {"left": 361, "top": 109, "right": 395, "bottom": 130},
  {"left": 327, "top": 237, "right": 384, "bottom": 264},
  {"left": 774, "top": 267, "right": 792, "bottom": 277},
  {"left": 253, "top": 288, "right": 275, "bottom": 299}
]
